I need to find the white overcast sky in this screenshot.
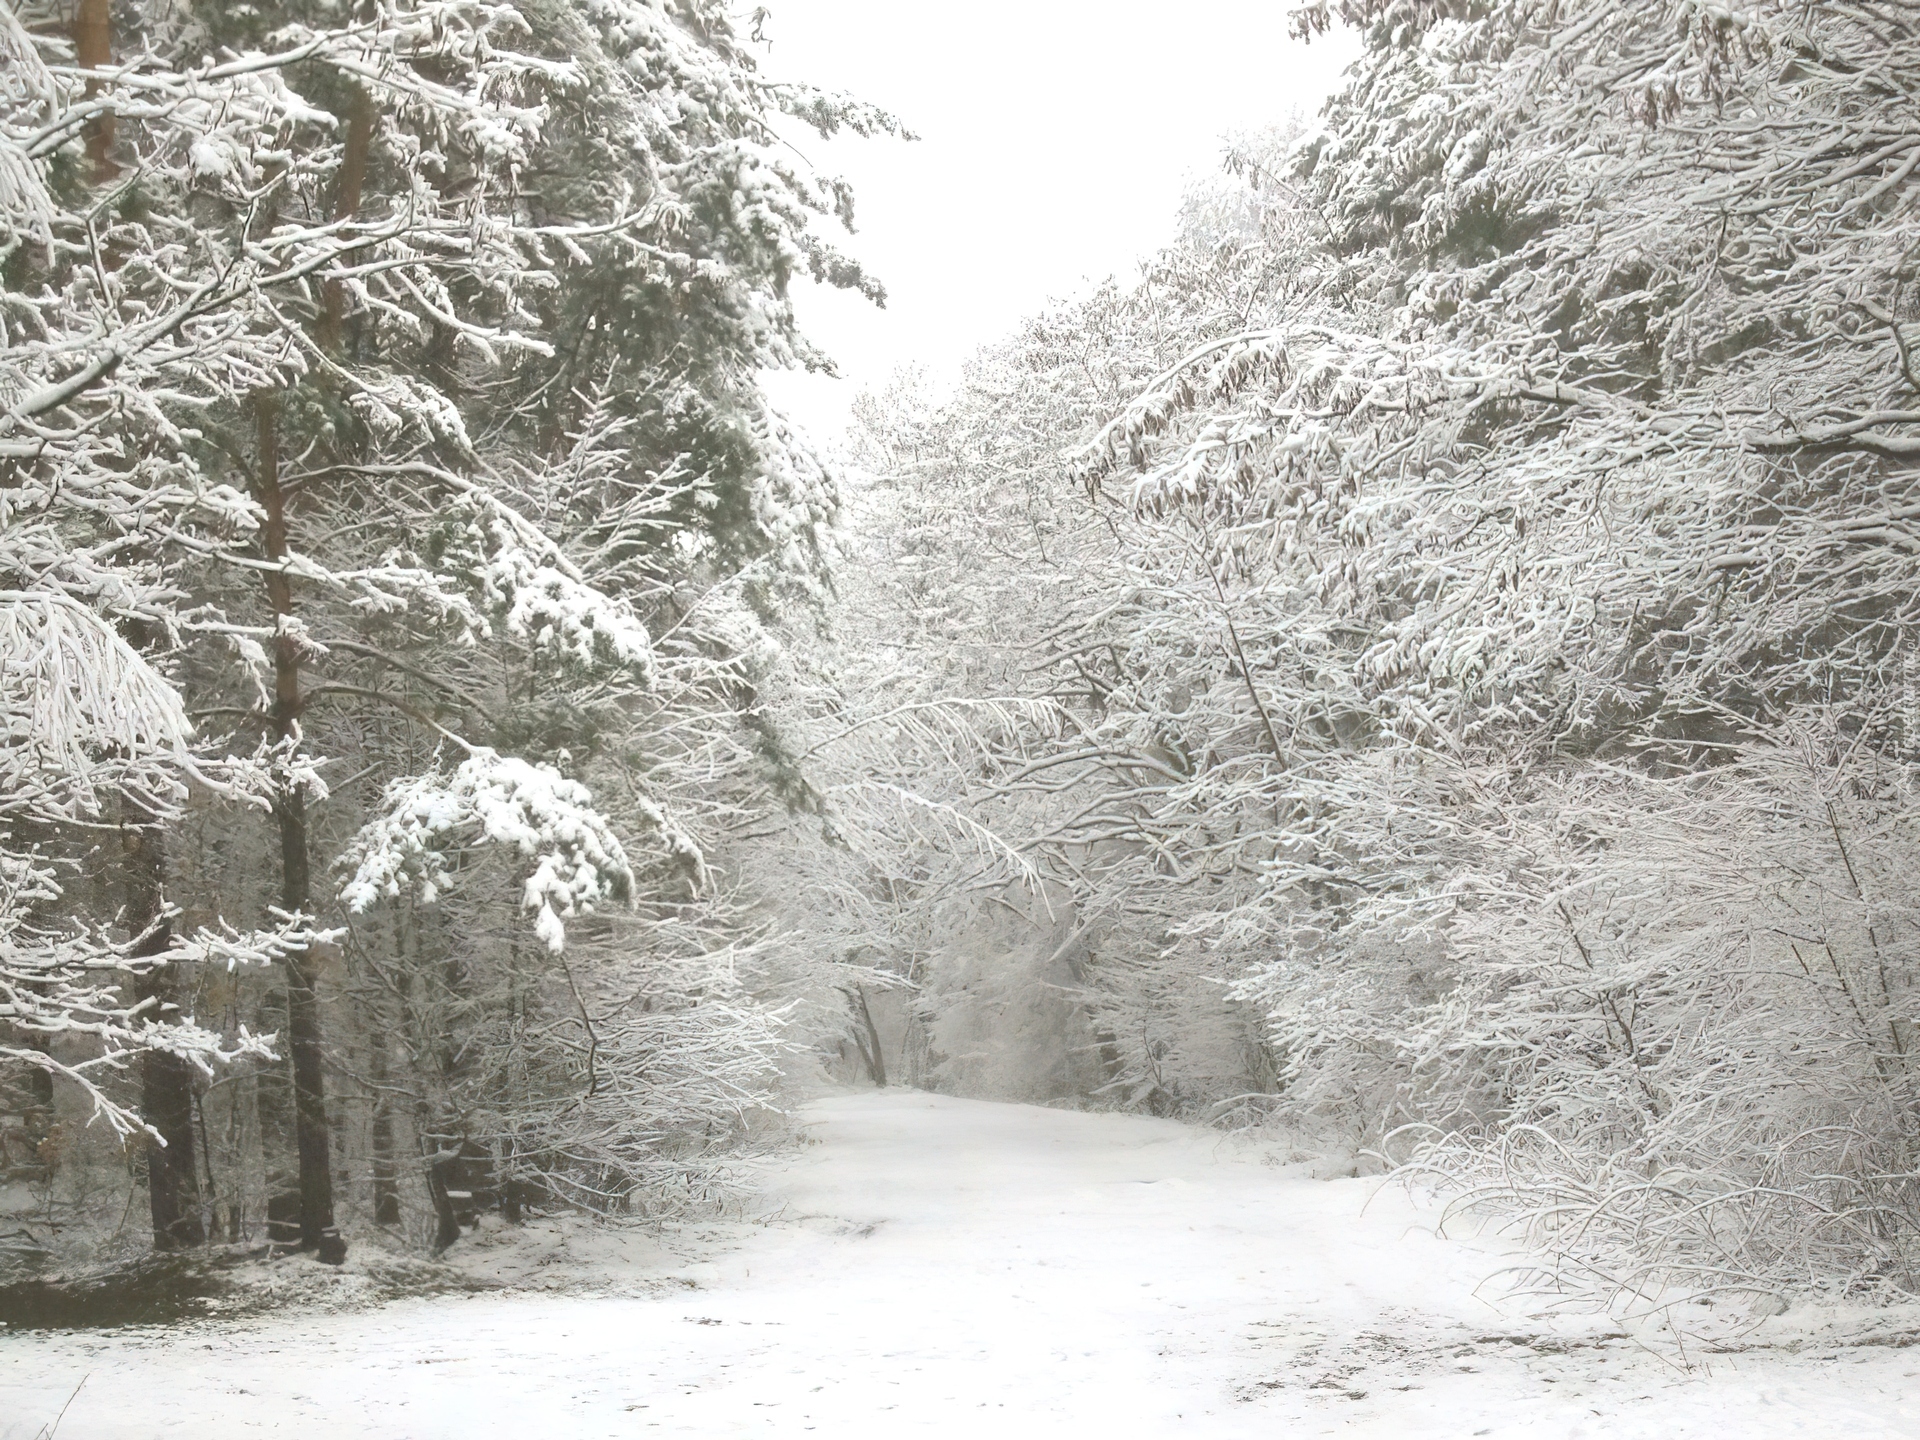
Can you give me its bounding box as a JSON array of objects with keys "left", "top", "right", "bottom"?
[{"left": 754, "top": 1, "right": 1360, "bottom": 436}]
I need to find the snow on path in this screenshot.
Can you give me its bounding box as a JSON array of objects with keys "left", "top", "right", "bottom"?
[{"left": 4, "top": 1091, "right": 1919, "bottom": 1438}]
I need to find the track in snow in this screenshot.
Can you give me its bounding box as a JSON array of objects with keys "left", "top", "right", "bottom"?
[{"left": 4, "top": 1091, "right": 1919, "bottom": 1437}]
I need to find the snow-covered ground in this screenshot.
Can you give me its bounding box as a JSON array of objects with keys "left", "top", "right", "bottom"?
[{"left": 4, "top": 1091, "right": 1919, "bottom": 1438}]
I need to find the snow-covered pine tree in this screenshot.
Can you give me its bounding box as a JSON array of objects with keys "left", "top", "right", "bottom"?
[{"left": 3, "top": 0, "right": 896, "bottom": 1262}]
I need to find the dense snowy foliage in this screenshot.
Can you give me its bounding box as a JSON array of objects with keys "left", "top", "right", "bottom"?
[
  {"left": 0, "top": 0, "right": 880, "bottom": 1261},
  {"left": 804, "top": 1, "right": 1920, "bottom": 1308},
  {"left": 8, "top": 0, "right": 1919, "bottom": 1326}
]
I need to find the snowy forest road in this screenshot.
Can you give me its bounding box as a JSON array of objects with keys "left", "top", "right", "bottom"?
[{"left": 5, "top": 1091, "right": 1919, "bottom": 1438}]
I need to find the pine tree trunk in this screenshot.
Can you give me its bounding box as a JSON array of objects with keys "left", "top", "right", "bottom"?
[
  {"left": 282, "top": 802, "right": 341, "bottom": 1261},
  {"left": 123, "top": 796, "right": 204, "bottom": 1250},
  {"left": 71, "top": 0, "right": 115, "bottom": 181},
  {"left": 255, "top": 393, "right": 345, "bottom": 1265},
  {"left": 368, "top": 1026, "right": 400, "bottom": 1227},
  {"left": 319, "top": 84, "right": 375, "bottom": 353},
  {"left": 255, "top": 984, "right": 298, "bottom": 1243}
]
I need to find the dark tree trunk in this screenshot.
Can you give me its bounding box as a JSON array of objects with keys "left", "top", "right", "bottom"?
[
  {"left": 498, "top": 1137, "right": 523, "bottom": 1225},
  {"left": 283, "top": 819, "right": 342, "bottom": 1262},
  {"left": 123, "top": 799, "right": 204, "bottom": 1250},
  {"left": 254, "top": 393, "right": 345, "bottom": 1265},
  {"left": 319, "top": 84, "right": 375, "bottom": 352},
  {"left": 192, "top": 1088, "right": 227, "bottom": 1240},
  {"left": 368, "top": 1027, "right": 401, "bottom": 1227},
  {"left": 849, "top": 986, "right": 887, "bottom": 1088},
  {"left": 71, "top": 0, "right": 115, "bottom": 181},
  {"left": 255, "top": 984, "right": 298, "bottom": 1243},
  {"left": 4, "top": 1048, "right": 56, "bottom": 1183},
  {"left": 421, "top": 1116, "right": 462, "bottom": 1256}
]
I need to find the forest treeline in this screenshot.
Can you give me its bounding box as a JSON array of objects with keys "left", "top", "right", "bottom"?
[
  {"left": 0, "top": 0, "right": 900, "bottom": 1268},
  {"left": 786, "top": 1, "right": 1920, "bottom": 1308},
  {"left": 8, "top": 0, "right": 1920, "bottom": 1315}
]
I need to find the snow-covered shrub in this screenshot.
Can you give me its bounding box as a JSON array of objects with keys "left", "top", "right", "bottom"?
[{"left": 1391, "top": 729, "right": 1920, "bottom": 1300}]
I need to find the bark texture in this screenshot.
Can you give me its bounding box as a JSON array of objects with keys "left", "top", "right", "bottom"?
[{"left": 256, "top": 393, "right": 345, "bottom": 1264}]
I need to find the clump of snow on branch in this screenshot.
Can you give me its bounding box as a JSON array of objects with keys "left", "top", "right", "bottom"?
[
  {"left": 342, "top": 750, "right": 642, "bottom": 951},
  {"left": 167, "top": 910, "right": 347, "bottom": 973},
  {"left": 481, "top": 535, "right": 656, "bottom": 677},
  {"left": 422, "top": 491, "right": 658, "bottom": 679}
]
